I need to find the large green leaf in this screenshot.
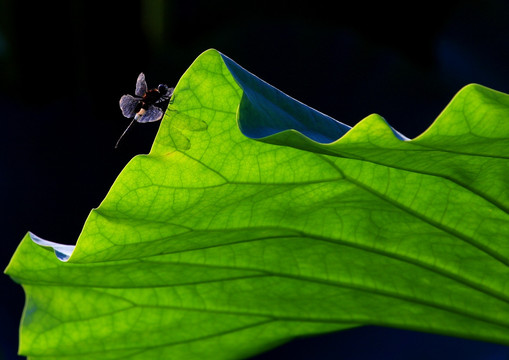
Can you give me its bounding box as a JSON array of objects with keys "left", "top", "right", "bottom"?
[{"left": 5, "top": 49, "right": 509, "bottom": 359}]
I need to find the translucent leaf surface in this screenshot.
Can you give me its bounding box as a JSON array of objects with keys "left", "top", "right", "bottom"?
[{"left": 6, "top": 49, "right": 509, "bottom": 359}]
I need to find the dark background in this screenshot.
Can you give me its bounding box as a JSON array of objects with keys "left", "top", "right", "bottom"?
[{"left": 1, "top": 0, "right": 509, "bottom": 359}]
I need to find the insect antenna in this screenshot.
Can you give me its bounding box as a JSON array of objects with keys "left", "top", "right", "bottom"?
[{"left": 115, "top": 118, "right": 137, "bottom": 148}]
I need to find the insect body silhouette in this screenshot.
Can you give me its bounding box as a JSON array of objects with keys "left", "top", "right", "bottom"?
[{"left": 117, "top": 72, "right": 174, "bottom": 148}]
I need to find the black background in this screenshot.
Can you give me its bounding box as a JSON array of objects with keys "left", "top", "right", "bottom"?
[{"left": 1, "top": 0, "right": 509, "bottom": 359}]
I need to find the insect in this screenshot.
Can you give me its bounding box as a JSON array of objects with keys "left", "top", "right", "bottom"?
[{"left": 117, "top": 72, "right": 174, "bottom": 148}]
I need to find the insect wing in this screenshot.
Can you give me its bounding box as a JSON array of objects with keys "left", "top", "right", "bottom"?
[
  {"left": 138, "top": 105, "right": 163, "bottom": 123},
  {"left": 119, "top": 94, "right": 140, "bottom": 118},
  {"left": 135, "top": 72, "right": 147, "bottom": 97},
  {"left": 156, "top": 87, "right": 174, "bottom": 103}
]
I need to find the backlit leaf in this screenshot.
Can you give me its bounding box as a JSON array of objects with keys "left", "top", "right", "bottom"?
[{"left": 6, "top": 49, "right": 509, "bottom": 359}]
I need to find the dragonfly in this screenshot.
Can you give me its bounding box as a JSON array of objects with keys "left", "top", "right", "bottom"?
[{"left": 117, "top": 72, "right": 174, "bottom": 148}]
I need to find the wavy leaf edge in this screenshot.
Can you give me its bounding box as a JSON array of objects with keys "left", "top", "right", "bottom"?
[{"left": 8, "top": 49, "right": 509, "bottom": 262}]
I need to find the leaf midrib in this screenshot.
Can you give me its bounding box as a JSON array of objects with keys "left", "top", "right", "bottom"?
[{"left": 25, "top": 267, "right": 509, "bottom": 334}]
